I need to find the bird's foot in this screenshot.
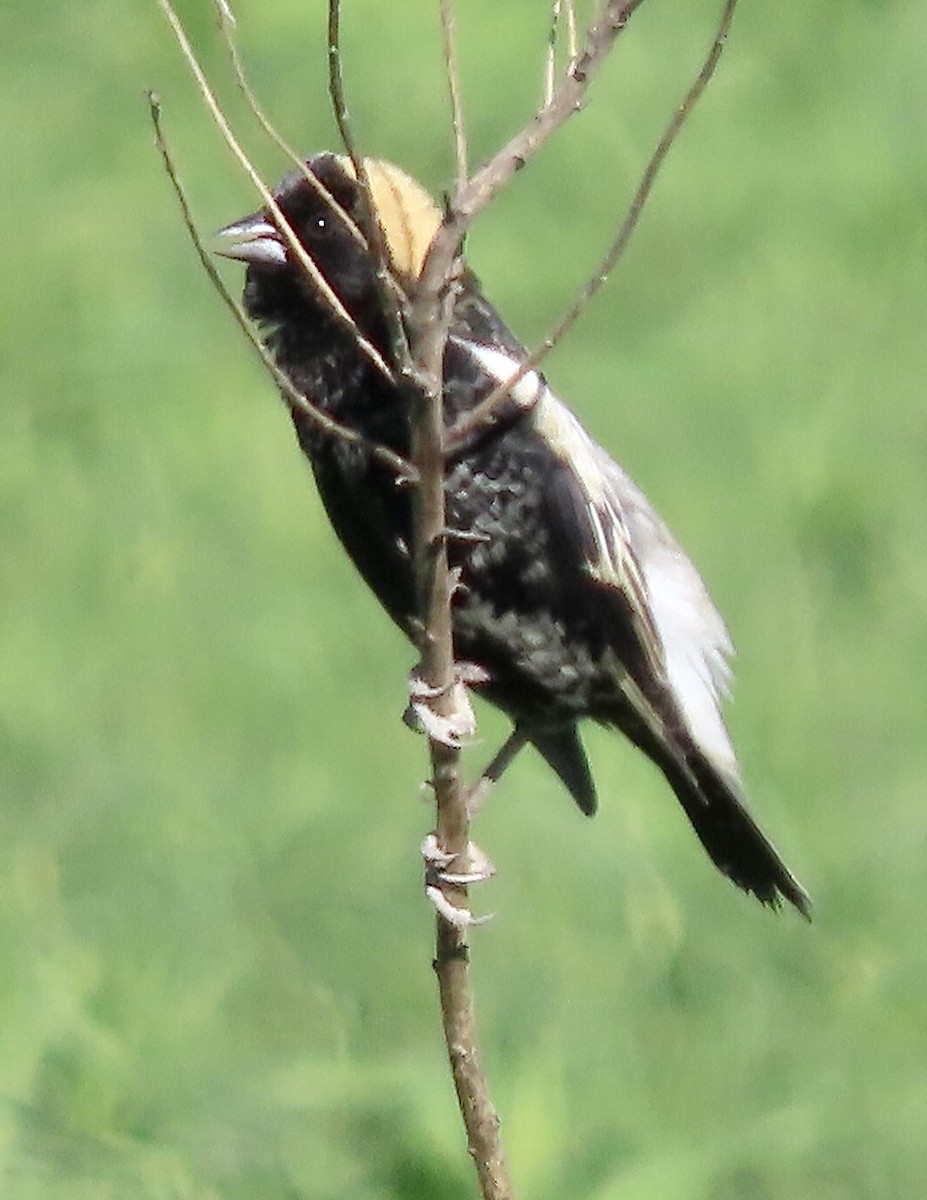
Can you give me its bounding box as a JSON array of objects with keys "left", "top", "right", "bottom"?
[
  {"left": 421, "top": 833, "right": 495, "bottom": 928},
  {"left": 403, "top": 661, "right": 490, "bottom": 748},
  {"left": 421, "top": 833, "right": 496, "bottom": 885}
]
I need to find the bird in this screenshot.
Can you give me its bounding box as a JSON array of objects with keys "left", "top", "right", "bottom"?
[{"left": 215, "top": 152, "right": 810, "bottom": 918}]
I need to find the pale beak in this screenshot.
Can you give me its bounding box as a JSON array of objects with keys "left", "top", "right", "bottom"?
[{"left": 213, "top": 213, "right": 287, "bottom": 267}]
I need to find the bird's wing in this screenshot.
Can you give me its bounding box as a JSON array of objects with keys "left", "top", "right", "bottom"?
[
  {"left": 450, "top": 337, "right": 738, "bottom": 780},
  {"left": 450, "top": 340, "right": 659, "bottom": 650},
  {"left": 446, "top": 339, "right": 810, "bottom": 914},
  {"left": 530, "top": 391, "right": 665, "bottom": 674},
  {"left": 538, "top": 392, "right": 739, "bottom": 780}
]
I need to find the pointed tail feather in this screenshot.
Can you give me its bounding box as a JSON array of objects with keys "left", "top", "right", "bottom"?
[
  {"left": 664, "top": 749, "right": 811, "bottom": 918},
  {"left": 525, "top": 718, "right": 809, "bottom": 916}
]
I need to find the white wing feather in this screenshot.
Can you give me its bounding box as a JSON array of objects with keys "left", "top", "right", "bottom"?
[{"left": 536, "top": 390, "right": 739, "bottom": 778}]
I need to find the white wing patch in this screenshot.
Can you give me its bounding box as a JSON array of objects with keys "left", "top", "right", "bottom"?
[
  {"left": 629, "top": 515, "right": 738, "bottom": 777},
  {"left": 542, "top": 388, "right": 739, "bottom": 772},
  {"left": 449, "top": 339, "right": 547, "bottom": 414},
  {"left": 457, "top": 340, "right": 739, "bottom": 779},
  {"left": 532, "top": 394, "right": 653, "bottom": 611},
  {"left": 457, "top": 343, "right": 650, "bottom": 613}
]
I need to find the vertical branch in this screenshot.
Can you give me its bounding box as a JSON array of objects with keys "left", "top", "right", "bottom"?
[
  {"left": 435, "top": 917, "right": 512, "bottom": 1200},
  {"left": 328, "top": 2, "right": 509, "bottom": 1191},
  {"left": 407, "top": 231, "right": 513, "bottom": 1200},
  {"left": 395, "top": 2, "right": 663, "bottom": 1193},
  {"left": 440, "top": 0, "right": 468, "bottom": 192},
  {"left": 327, "top": 0, "right": 412, "bottom": 375},
  {"left": 410, "top": 8, "right": 509, "bottom": 1195},
  {"left": 546, "top": 0, "right": 581, "bottom": 104},
  {"left": 564, "top": 0, "right": 578, "bottom": 64}
]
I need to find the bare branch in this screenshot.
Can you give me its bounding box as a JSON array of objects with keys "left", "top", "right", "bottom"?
[
  {"left": 544, "top": 0, "right": 578, "bottom": 106},
  {"left": 435, "top": 925, "right": 512, "bottom": 1199},
  {"left": 565, "top": 0, "right": 578, "bottom": 64},
  {"left": 327, "top": 0, "right": 385, "bottom": 265},
  {"left": 407, "top": 234, "right": 513, "bottom": 1200},
  {"left": 147, "top": 91, "right": 417, "bottom": 485},
  {"left": 401, "top": 8, "right": 654, "bottom": 1196},
  {"left": 158, "top": 4, "right": 741, "bottom": 1198},
  {"left": 417, "top": 0, "right": 645, "bottom": 354},
  {"left": 327, "top": 0, "right": 414, "bottom": 381},
  {"left": 546, "top": 0, "right": 741, "bottom": 355},
  {"left": 441, "top": 0, "right": 468, "bottom": 192},
  {"left": 446, "top": 0, "right": 740, "bottom": 454},
  {"left": 214, "top": 0, "right": 360, "bottom": 234},
  {"left": 544, "top": 4, "right": 555, "bottom": 106},
  {"left": 404, "top": 0, "right": 651, "bottom": 545},
  {"left": 154, "top": 0, "right": 395, "bottom": 384},
  {"left": 213, "top": 0, "right": 412, "bottom": 324},
  {"left": 387, "top": 8, "right": 507, "bottom": 1193}
]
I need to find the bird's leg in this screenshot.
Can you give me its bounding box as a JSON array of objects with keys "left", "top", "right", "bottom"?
[
  {"left": 419, "top": 728, "right": 527, "bottom": 927},
  {"left": 466, "top": 726, "right": 529, "bottom": 817},
  {"left": 420, "top": 728, "right": 524, "bottom": 872}
]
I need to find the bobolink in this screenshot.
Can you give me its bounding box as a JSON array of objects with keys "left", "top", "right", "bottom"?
[{"left": 216, "top": 154, "right": 809, "bottom": 917}]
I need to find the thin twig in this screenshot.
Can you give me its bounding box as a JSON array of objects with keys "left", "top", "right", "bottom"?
[
  {"left": 565, "top": 0, "right": 578, "bottom": 63},
  {"left": 147, "top": 92, "right": 416, "bottom": 484},
  {"left": 441, "top": 0, "right": 468, "bottom": 192},
  {"left": 327, "top": 0, "right": 367, "bottom": 192},
  {"left": 216, "top": 0, "right": 411, "bottom": 342},
  {"left": 417, "top": 0, "right": 646, "bottom": 337},
  {"left": 435, "top": 922, "right": 512, "bottom": 1198},
  {"left": 407, "top": 238, "right": 512, "bottom": 1200},
  {"left": 214, "top": 0, "right": 299, "bottom": 165},
  {"left": 545, "top": 1, "right": 560, "bottom": 106},
  {"left": 327, "top": 0, "right": 413, "bottom": 378},
  {"left": 403, "top": 7, "right": 651, "bottom": 1198},
  {"left": 154, "top": 0, "right": 395, "bottom": 384},
  {"left": 215, "top": 0, "right": 415, "bottom": 384},
  {"left": 545, "top": 0, "right": 579, "bottom": 104},
  {"left": 446, "top": 0, "right": 740, "bottom": 453},
  {"left": 213, "top": 0, "right": 372, "bottom": 258}
]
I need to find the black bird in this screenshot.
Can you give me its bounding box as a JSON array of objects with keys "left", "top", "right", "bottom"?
[{"left": 216, "top": 153, "right": 810, "bottom": 917}]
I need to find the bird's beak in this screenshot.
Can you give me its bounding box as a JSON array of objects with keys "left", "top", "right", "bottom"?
[{"left": 213, "top": 213, "right": 287, "bottom": 266}]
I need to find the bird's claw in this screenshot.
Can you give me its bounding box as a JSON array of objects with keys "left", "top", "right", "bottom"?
[
  {"left": 425, "top": 886, "right": 494, "bottom": 929},
  {"left": 420, "top": 833, "right": 496, "bottom": 928},
  {"left": 403, "top": 661, "right": 490, "bottom": 747},
  {"left": 420, "top": 833, "right": 496, "bottom": 884}
]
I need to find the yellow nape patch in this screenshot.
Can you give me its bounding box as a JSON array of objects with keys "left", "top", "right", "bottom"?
[{"left": 335, "top": 156, "right": 442, "bottom": 280}]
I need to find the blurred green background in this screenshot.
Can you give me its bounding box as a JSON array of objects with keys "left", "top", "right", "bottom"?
[{"left": 3, "top": 0, "right": 926, "bottom": 1196}]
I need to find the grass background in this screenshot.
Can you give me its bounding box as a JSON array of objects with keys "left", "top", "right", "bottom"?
[{"left": 3, "top": 0, "right": 926, "bottom": 1196}]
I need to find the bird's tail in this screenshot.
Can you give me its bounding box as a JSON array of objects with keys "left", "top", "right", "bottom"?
[{"left": 661, "top": 744, "right": 811, "bottom": 919}]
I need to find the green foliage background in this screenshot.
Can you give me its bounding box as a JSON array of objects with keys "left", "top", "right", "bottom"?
[{"left": 3, "top": 0, "right": 926, "bottom": 1196}]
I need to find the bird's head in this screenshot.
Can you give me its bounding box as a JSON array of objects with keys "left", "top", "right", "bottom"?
[{"left": 215, "top": 154, "right": 441, "bottom": 329}]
